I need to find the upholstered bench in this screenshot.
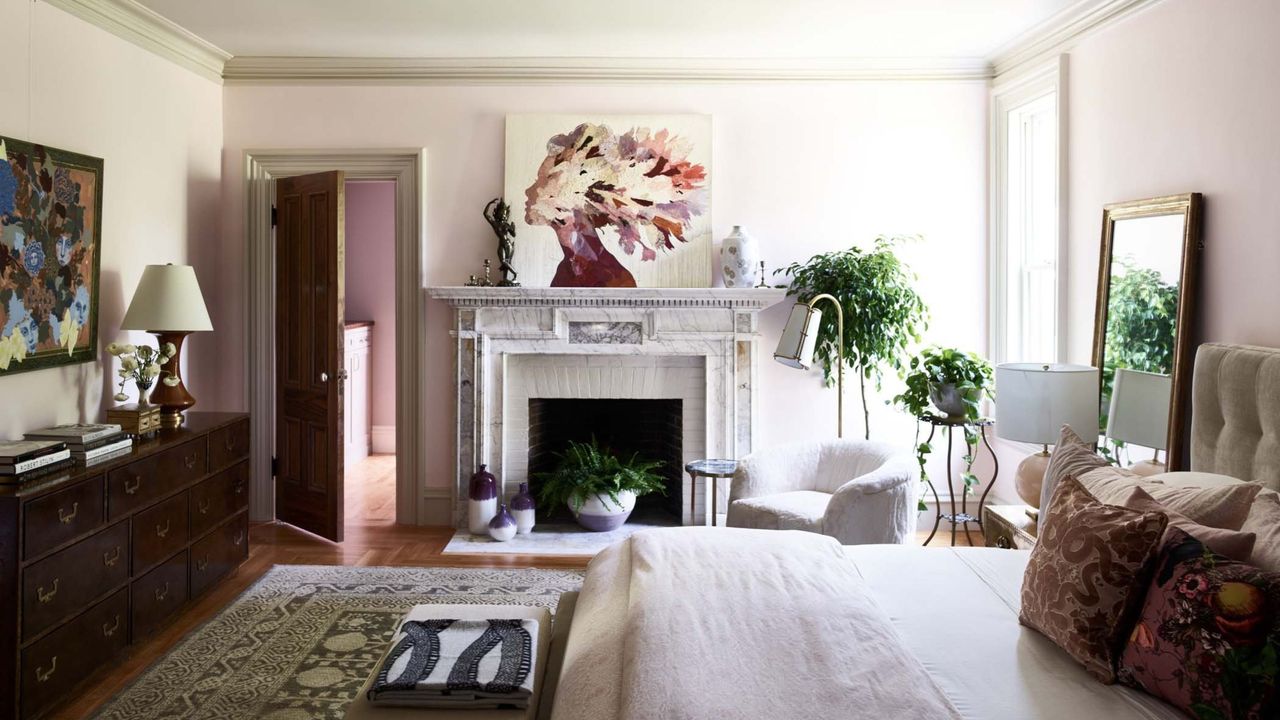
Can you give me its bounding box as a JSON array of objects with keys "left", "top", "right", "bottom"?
[{"left": 344, "top": 593, "right": 579, "bottom": 720}]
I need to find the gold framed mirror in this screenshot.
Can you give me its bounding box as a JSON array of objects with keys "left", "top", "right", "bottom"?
[{"left": 1092, "top": 193, "right": 1203, "bottom": 472}]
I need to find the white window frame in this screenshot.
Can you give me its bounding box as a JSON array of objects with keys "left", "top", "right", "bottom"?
[{"left": 989, "top": 56, "right": 1067, "bottom": 365}]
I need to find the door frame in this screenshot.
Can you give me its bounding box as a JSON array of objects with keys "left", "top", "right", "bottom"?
[{"left": 245, "top": 149, "right": 427, "bottom": 527}]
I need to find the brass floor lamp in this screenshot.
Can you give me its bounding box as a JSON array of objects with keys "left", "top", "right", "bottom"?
[{"left": 773, "top": 293, "right": 844, "bottom": 438}]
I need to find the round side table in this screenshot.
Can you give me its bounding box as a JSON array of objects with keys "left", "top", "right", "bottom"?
[{"left": 684, "top": 459, "right": 737, "bottom": 526}]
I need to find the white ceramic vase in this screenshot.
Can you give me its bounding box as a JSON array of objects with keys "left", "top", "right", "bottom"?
[
  {"left": 719, "top": 226, "right": 760, "bottom": 288},
  {"left": 468, "top": 498, "right": 497, "bottom": 536},
  {"left": 574, "top": 490, "right": 637, "bottom": 532}
]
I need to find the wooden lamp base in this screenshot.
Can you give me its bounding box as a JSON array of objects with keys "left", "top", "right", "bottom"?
[{"left": 147, "top": 331, "right": 196, "bottom": 429}]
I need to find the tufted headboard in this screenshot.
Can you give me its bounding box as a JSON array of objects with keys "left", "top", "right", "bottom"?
[{"left": 1190, "top": 343, "right": 1280, "bottom": 490}]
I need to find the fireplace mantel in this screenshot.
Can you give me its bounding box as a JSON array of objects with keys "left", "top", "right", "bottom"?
[
  {"left": 427, "top": 285, "right": 789, "bottom": 527},
  {"left": 427, "top": 286, "right": 787, "bottom": 309}
]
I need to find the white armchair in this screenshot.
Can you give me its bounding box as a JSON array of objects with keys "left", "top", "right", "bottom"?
[{"left": 725, "top": 439, "right": 920, "bottom": 545}]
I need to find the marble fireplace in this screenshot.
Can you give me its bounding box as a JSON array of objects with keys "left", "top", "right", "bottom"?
[{"left": 428, "top": 287, "right": 787, "bottom": 528}]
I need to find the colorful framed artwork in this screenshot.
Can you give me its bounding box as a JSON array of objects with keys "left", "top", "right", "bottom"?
[
  {"left": 504, "top": 114, "right": 712, "bottom": 288},
  {"left": 0, "top": 137, "right": 103, "bottom": 375}
]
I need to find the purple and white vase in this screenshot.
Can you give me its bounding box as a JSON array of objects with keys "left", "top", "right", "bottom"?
[
  {"left": 488, "top": 503, "right": 517, "bottom": 542},
  {"left": 468, "top": 464, "right": 498, "bottom": 535},
  {"left": 575, "top": 490, "right": 636, "bottom": 532},
  {"left": 511, "top": 482, "right": 536, "bottom": 535}
]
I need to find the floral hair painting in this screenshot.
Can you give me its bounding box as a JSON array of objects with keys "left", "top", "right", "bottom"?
[{"left": 507, "top": 116, "right": 711, "bottom": 288}]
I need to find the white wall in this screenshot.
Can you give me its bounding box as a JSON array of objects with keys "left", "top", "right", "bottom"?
[
  {"left": 222, "top": 81, "right": 988, "bottom": 494},
  {"left": 0, "top": 0, "right": 223, "bottom": 439}
]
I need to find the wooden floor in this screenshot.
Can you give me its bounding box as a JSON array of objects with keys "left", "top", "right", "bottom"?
[
  {"left": 345, "top": 453, "right": 397, "bottom": 523},
  {"left": 55, "top": 464, "right": 982, "bottom": 719}
]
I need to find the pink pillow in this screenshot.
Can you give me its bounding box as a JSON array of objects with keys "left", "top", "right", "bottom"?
[
  {"left": 1118, "top": 528, "right": 1279, "bottom": 717},
  {"left": 1119, "top": 486, "right": 1256, "bottom": 562}
]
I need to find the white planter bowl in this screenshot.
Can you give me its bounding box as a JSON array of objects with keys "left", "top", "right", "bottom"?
[{"left": 574, "top": 490, "right": 637, "bottom": 532}]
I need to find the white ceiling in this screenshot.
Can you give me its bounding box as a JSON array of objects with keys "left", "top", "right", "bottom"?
[{"left": 135, "top": 0, "right": 1082, "bottom": 60}]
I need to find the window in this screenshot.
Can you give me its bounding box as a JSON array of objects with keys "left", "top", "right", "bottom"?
[{"left": 991, "top": 59, "right": 1064, "bottom": 364}]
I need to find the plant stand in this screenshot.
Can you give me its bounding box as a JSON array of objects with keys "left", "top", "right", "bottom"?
[{"left": 920, "top": 416, "right": 998, "bottom": 547}]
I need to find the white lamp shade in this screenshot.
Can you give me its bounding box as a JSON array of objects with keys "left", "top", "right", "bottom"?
[
  {"left": 1106, "top": 368, "right": 1172, "bottom": 450},
  {"left": 120, "top": 264, "right": 213, "bottom": 332},
  {"left": 774, "top": 303, "right": 822, "bottom": 370},
  {"left": 995, "top": 363, "right": 1099, "bottom": 445}
]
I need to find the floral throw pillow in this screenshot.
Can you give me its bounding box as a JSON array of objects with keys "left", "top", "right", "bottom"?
[
  {"left": 1020, "top": 475, "right": 1168, "bottom": 682},
  {"left": 1119, "top": 528, "right": 1279, "bottom": 719}
]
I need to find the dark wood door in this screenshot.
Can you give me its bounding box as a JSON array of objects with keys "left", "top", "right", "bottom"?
[{"left": 275, "top": 171, "right": 345, "bottom": 542}]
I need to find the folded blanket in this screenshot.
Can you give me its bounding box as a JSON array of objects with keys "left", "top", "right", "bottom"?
[{"left": 369, "top": 612, "right": 539, "bottom": 709}]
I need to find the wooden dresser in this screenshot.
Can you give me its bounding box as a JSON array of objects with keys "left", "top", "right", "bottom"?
[{"left": 0, "top": 412, "right": 250, "bottom": 719}]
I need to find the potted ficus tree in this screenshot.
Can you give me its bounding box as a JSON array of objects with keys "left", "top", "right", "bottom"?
[
  {"left": 777, "top": 235, "right": 929, "bottom": 439},
  {"left": 893, "top": 346, "right": 994, "bottom": 509},
  {"left": 534, "top": 438, "right": 668, "bottom": 532}
]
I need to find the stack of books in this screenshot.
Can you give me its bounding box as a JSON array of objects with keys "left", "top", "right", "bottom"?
[
  {"left": 0, "top": 440, "right": 73, "bottom": 483},
  {"left": 25, "top": 424, "right": 133, "bottom": 467}
]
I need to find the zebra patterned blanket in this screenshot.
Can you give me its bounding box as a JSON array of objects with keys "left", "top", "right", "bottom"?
[{"left": 369, "top": 609, "right": 540, "bottom": 709}]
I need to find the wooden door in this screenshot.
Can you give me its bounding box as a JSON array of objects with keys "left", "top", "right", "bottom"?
[{"left": 275, "top": 171, "right": 345, "bottom": 541}]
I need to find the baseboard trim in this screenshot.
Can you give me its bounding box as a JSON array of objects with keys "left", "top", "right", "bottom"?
[
  {"left": 371, "top": 425, "right": 396, "bottom": 454},
  {"left": 421, "top": 487, "right": 453, "bottom": 526}
]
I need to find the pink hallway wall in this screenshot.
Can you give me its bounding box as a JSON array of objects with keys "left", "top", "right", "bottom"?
[
  {"left": 344, "top": 180, "right": 397, "bottom": 430},
  {"left": 0, "top": 0, "right": 224, "bottom": 439},
  {"left": 1065, "top": 0, "right": 1280, "bottom": 359},
  {"left": 221, "top": 82, "right": 989, "bottom": 506}
]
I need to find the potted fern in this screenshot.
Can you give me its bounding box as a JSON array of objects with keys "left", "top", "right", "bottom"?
[{"left": 534, "top": 438, "right": 668, "bottom": 531}]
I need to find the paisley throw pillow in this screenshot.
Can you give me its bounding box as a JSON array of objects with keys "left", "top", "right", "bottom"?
[
  {"left": 1020, "top": 475, "right": 1168, "bottom": 682},
  {"left": 1118, "top": 528, "right": 1279, "bottom": 719}
]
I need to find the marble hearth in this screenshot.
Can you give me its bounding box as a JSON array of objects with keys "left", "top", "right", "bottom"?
[{"left": 428, "top": 287, "right": 788, "bottom": 528}]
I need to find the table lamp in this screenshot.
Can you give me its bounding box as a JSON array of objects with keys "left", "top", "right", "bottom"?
[
  {"left": 120, "top": 264, "right": 214, "bottom": 429},
  {"left": 1106, "top": 368, "right": 1172, "bottom": 476},
  {"left": 774, "top": 294, "right": 844, "bottom": 437},
  {"left": 994, "top": 363, "right": 1099, "bottom": 509}
]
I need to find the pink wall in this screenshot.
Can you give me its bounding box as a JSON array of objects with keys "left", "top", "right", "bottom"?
[
  {"left": 344, "top": 180, "right": 397, "bottom": 428},
  {"left": 221, "top": 82, "right": 989, "bottom": 493},
  {"left": 1065, "top": 0, "right": 1280, "bottom": 361},
  {"left": 0, "top": 0, "right": 223, "bottom": 439}
]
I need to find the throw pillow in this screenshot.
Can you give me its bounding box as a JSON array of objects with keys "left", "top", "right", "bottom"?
[
  {"left": 1119, "top": 486, "right": 1257, "bottom": 562},
  {"left": 1241, "top": 490, "right": 1280, "bottom": 573},
  {"left": 1088, "top": 472, "right": 1261, "bottom": 530},
  {"left": 1020, "top": 475, "right": 1169, "bottom": 683},
  {"left": 1040, "top": 424, "right": 1117, "bottom": 524},
  {"left": 1076, "top": 464, "right": 1149, "bottom": 505},
  {"left": 1118, "top": 528, "right": 1279, "bottom": 718}
]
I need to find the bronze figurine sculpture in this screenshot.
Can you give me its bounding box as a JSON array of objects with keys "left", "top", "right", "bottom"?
[{"left": 484, "top": 198, "right": 520, "bottom": 287}]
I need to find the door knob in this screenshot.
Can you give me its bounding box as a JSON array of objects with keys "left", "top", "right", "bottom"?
[{"left": 320, "top": 372, "right": 328, "bottom": 383}]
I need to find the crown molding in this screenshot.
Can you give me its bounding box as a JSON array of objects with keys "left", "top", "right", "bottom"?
[
  {"left": 42, "top": 0, "right": 230, "bottom": 83},
  {"left": 221, "top": 56, "right": 993, "bottom": 85},
  {"left": 990, "top": 0, "right": 1163, "bottom": 78}
]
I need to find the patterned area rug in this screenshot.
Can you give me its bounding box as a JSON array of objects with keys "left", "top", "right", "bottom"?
[{"left": 91, "top": 565, "right": 584, "bottom": 720}]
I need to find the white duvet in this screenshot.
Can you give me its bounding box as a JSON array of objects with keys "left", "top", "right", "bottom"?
[{"left": 551, "top": 529, "right": 1187, "bottom": 720}]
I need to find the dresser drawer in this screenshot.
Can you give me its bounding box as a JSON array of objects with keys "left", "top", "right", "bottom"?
[
  {"left": 23, "top": 476, "right": 105, "bottom": 560},
  {"left": 190, "top": 461, "right": 249, "bottom": 538},
  {"left": 107, "top": 438, "right": 205, "bottom": 519},
  {"left": 22, "top": 522, "right": 129, "bottom": 639},
  {"left": 21, "top": 588, "right": 128, "bottom": 719},
  {"left": 132, "top": 492, "right": 190, "bottom": 573},
  {"left": 190, "top": 513, "right": 248, "bottom": 599},
  {"left": 209, "top": 419, "right": 250, "bottom": 472},
  {"left": 132, "top": 551, "right": 189, "bottom": 639}
]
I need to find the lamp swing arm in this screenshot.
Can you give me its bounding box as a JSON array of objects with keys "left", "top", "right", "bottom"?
[{"left": 807, "top": 293, "right": 844, "bottom": 439}]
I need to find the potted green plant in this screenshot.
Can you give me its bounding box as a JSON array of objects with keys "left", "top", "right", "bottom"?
[
  {"left": 893, "top": 347, "right": 994, "bottom": 509},
  {"left": 778, "top": 235, "right": 929, "bottom": 439},
  {"left": 534, "top": 438, "right": 668, "bottom": 532}
]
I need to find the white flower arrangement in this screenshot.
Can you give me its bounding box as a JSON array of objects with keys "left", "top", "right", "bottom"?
[{"left": 108, "top": 341, "right": 178, "bottom": 403}]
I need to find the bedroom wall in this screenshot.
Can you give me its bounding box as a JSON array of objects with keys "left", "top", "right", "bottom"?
[
  {"left": 343, "top": 180, "right": 397, "bottom": 442},
  {"left": 1064, "top": 0, "right": 1280, "bottom": 360},
  {"left": 221, "top": 81, "right": 989, "bottom": 498},
  {"left": 0, "top": 0, "right": 223, "bottom": 440}
]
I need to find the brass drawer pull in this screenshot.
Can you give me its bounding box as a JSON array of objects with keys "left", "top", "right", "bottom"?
[
  {"left": 36, "top": 657, "right": 56, "bottom": 683},
  {"left": 995, "top": 536, "right": 1012, "bottom": 549},
  {"left": 103, "top": 546, "right": 121, "bottom": 567},
  {"left": 196, "top": 555, "right": 209, "bottom": 572},
  {"left": 233, "top": 530, "right": 244, "bottom": 546},
  {"left": 198, "top": 499, "right": 210, "bottom": 515},
  {"left": 224, "top": 436, "right": 236, "bottom": 451},
  {"left": 37, "top": 579, "right": 59, "bottom": 604},
  {"left": 154, "top": 582, "right": 169, "bottom": 602},
  {"left": 184, "top": 453, "right": 199, "bottom": 470},
  {"left": 156, "top": 520, "right": 171, "bottom": 538},
  {"left": 103, "top": 615, "right": 121, "bottom": 637},
  {"left": 124, "top": 476, "right": 142, "bottom": 495},
  {"left": 234, "top": 482, "right": 244, "bottom": 495},
  {"left": 58, "top": 502, "right": 79, "bottom": 524}
]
